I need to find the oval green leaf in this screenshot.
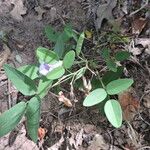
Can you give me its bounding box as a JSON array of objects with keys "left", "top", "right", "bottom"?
[
  {"left": 0, "top": 102, "right": 26, "bottom": 137},
  {"left": 3, "top": 64, "right": 37, "bottom": 96},
  {"left": 37, "top": 78, "right": 53, "bottom": 99},
  {"left": 106, "top": 79, "right": 134, "bottom": 95},
  {"left": 46, "top": 66, "right": 65, "bottom": 80},
  {"left": 83, "top": 88, "right": 107, "bottom": 107},
  {"left": 102, "top": 66, "right": 123, "bottom": 85},
  {"left": 26, "top": 96, "right": 41, "bottom": 143},
  {"left": 104, "top": 99, "right": 122, "bottom": 128},
  {"left": 106, "top": 58, "right": 117, "bottom": 72},
  {"left": 76, "top": 32, "right": 85, "bottom": 56},
  {"left": 115, "top": 51, "right": 130, "bottom": 61},
  {"left": 44, "top": 26, "right": 58, "bottom": 42},
  {"left": 54, "top": 35, "right": 65, "bottom": 58},
  {"left": 63, "top": 50, "right": 75, "bottom": 69},
  {"left": 101, "top": 48, "right": 110, "bottom": 60},
  {"left": 17, "top": 65, "right": 39, "bottom": 80},
  {"left": 36, "top": 47, "right": 58, "bottom": 63}
]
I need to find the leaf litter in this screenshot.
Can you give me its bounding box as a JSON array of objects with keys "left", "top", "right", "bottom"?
[
  {"left": 10, "top": 0, "right": 27, "bottom": 20},
  {"left": 0, "top": 0, "right": 150, "bottom": 149}
]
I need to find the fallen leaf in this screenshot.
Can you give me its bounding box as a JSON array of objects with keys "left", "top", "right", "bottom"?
[
  {"left": 118, "top": 88, "right": 140, "bottom": 121},
  {"left": 75, "top": 129, "right": 83, "bottom": 148},
  {"left": 121, "top": 1, "right": 128, "bottom": 14},
  {"left": 129, "top": 47, "right": 142, "bottom": 55},
  {"left": 82, "top": 76, "right": 92, "bottom": 95},
  {"left": 35, "top": 6, "right": 46, "bottom": 21},
  {"left": 38, "top": 127, "right": 46, "bottom": 140},
  {"left": 0, "top": 43, "right": 11, "bottom": 70},
  {"left": 10, "top": 0, "right": 27, "bottom": 20},
  {"left": 135, "top": 38, "right": 150, "bottom": 47},
  {"left": 85, "top": 30, "right": 92, "bottom": 39},
  {"left": 95, "top": 0, "right": 117, "bottom": 29},
  {"left": 58, "top": 91, "right": 73, "bottom": 107},
  {"left": 50, "top": 7, "right": 57, "bottom": 22},
  {"left": 87, "top": 134, "right": 109, "bottom": 150},
  {"left": 132, "top": 17, "right": 147, "bottom": 35}
]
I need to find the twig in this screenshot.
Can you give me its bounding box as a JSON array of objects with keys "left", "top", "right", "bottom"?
[{"left": 129, "top": 0, "right": 149, "bottom": 17}]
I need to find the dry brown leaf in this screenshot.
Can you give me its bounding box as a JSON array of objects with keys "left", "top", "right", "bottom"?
[
  {"left": 87, "top": 134, "right": 109, "bottom": 150},
  {"left": 82, "top": 76, "right": 92, "bottom": 95},
  {"left": 95, "top": 0, "right": 117, "bottom": 29},
  {"left": 118, "top": 88, "right": 140, "bottom": 121},
  {"left": 38, "top": 127, "right": 47, "bottom": 140},
  {"left": 132, "top": 17, "right": 147, "bottom": 35},
  {"left": 135, "top": 38, "right": 150, "bottom": 47},
  {"left": 10, "top": 0, "right": 27, "bottom": 20},
  {"left": 58, "top": 91, "right": 73, "bottom": 107},
  {"left": 35, "top": 6, "right": 46, "bottom": 21},
  {"left": 0, "top": 43, "right": 11, "bottom": 70}
]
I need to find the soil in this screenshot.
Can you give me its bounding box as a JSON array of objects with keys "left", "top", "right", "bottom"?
[{"left": 0, "top": 0, "right": 150, "bottom": 150}]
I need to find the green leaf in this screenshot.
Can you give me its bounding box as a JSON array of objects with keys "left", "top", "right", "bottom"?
[
  {"left": 44, "top": 26, "right": 59, "bottom": 42},
  {"left": 46, "top": 66, "right": 65, "bottom": 80},
  {"left": 76, "top": 32, "right": 85, "bottom": 56},
  {"left": 102, "top": 66, "right": 123, "bottom": 85},
  {"left": 91, "top": 77, "right": 103, "bottom": 90},
  {"left": 104, "top": 99, "right": 122, "bottom": 128},
  {"left": 83, "top": 88, "right": 107, "bottom": 107},
  {"left": 54, "top": 35, "right": 65, "bottom": 58},
  {"left": 3, "top": 64, "right": 37, "bottom": 96},
  {"left": 36, "top": 47, "right": 58, "bottom": 64},
  {"left": 115, "top": 51, "right": 130, "bottom": 61},
  {"left": 17, "top": 65, "right": 39, "bottom": 80},
  {"left": 62, "top": 25, "right": 73, "bottom": 42},
  {"left": 101, "top": 48, "right": 110, "bottom": 60},
  {"left": 106, "top": 58, "right": 117, "bottom": 72},
  {"left": 26, "top": 96, "right": 41, "bottom": 143},
  {"left": 106, "top": 79, "right": 134, "bottom": 95},
  {"left": 37, "top": 78, "right": 53, "bottom": 99},
  {"left": 63, "top": 50, "right": 75, "bottom": 69},
  {"left": 0, "top": 102, "right": 26, "bottom": 137}
]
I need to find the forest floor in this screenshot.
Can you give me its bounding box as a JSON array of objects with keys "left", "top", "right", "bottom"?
[{"left": 0, "top": 0, "right": 150, "bottom": 150}]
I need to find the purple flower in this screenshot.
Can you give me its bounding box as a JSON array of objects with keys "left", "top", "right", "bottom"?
[{"left": 39, "top": 61, "right": 62, "bottom": 76}]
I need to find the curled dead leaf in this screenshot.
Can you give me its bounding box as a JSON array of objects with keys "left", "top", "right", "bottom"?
[
  {"left": 10, "top": 0, "right": 27, "bottom": 20},
  {"left": 82, "top": 76, "right": 92, "bottom": 95},
  {"left": 95, "top": 0, "right": 117, "bottom": 29},
  {"left": 38, "top": 127, "right": 47, "bottom": 140},
  {"left": 132, "top": 17, "right": 147, "bottom": 35},
  {"left": 35, "top": 6, "right": 46, "bottom": 21},
  {"left": 118, "top": 88, "right": 140, "bottom": 121},
  {"left": 58, "top": 91, "right": 73, "bottom": 107}
]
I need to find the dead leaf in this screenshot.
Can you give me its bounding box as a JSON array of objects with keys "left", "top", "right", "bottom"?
[
  {"left": 38, "top": 127, "right": 47, "bottom": 140},
  {"left": 87, "top": 134, "right": 109, "bottom": 150},
  {"left": 0, "top": 43, "right": 11, "bottom": 70},
  {"left": 129, "top": 47, "right": 142, "bottom": 55},
  {"left": 75, "top": 129, "right": 83, "bottom": 148},
  {"left": 82, "top": 76, "right": 92, "bottom": 95},
  {"left": 35, "top": 6, "right": 46, "bottom": 21},
  {"left": 118, "top": 88, "right": 140, "bottom": 121},
  {"left": 85, "top": 30, "right": 92, "bottom": 39},
  {"left": 10, "top": 0, "right": 27, "bottom": 20},
  {"left": 50, "top": 7, "right": 57, "bottom": 22},
  {"left": 58, "top": 91, "right": 73, "bottom": 107},
  {"left": 95, "top": 0, "right": 117, "bottom": 29},
  {"left": 132, "top": 17, "right": 147, "bottom": 35},
  {"left": 135, "top": 38, "right": 150, "bottom": 47}
]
